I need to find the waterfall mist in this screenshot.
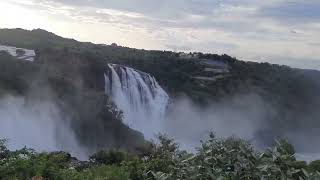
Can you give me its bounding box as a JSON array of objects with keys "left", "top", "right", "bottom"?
[
  {"left": 104, "top": 64, "right": 270, "bottom": 148},
  {"left": 163, "top": 94, "right": 272, "bottom": 150},
  {"left": 104, "top": 64, "right": 269, "bottom": 145},
  {"left": 0, "top": 95, "right": 88, "bottom": 159},
  {"left": 104, "top": 64, "right": 320, "bottom": 161},
  {"left": 164, "top": 95, "right": 320, "bottom": 161},
  {"left": 1, "top": 61, "right": 317, "bottom": 161}
]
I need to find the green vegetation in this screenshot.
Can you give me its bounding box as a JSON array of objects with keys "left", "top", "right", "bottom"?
[
  {"left": 1, "top": 29, "right": 320, "bottom": 179},
  {"left": 1, "top": 134, "right": 320, "bottom": 180},
  {"left": 309, "top": 160, "right": 320, "bottom": 173}
]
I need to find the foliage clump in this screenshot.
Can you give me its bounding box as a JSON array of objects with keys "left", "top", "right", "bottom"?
[{"left": 1, "top": 133, "right": 320, "bottom": 180}]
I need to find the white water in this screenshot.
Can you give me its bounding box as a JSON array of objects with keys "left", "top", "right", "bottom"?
[
  {"left": 104, "top": 64, "right": 169, "bottom": 139},
  {"left": 0, "top": 44, "right": 35, "bottom": 61}
]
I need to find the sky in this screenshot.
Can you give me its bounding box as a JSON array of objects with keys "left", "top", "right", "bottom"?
[{"left": 0, "top": 0, "right": 319, "bottom": 69}]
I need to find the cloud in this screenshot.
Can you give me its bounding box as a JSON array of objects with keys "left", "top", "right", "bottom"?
[
  {"left": 259, "top": 56, "right": 320, "bottom": 70},
  {"left": 2, "top": 0, "right": 320, "bottom": 70},
  {"left": 165, "top": 44, "right": 192, "bottom": 52},
  {"left": 260, "top": 0, "right": 320, "bottom": 24}
]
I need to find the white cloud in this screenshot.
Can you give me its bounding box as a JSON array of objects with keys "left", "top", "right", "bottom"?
[{"left": 1, "top": 0, "right": 320, "bottom": 69}]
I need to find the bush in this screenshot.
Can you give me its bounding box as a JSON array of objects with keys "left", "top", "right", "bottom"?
[
  {"left": 309, "top": 160, "right": 320, "bottom": 172},
  {"left": 57, "top": 165, "right": 130, "bottom": 180},
  {"left": 1, "top": 135, "right": 320, "bottom": 180},
  {"left": 90, "top": 149, "right": 128, "bottom": 165}
]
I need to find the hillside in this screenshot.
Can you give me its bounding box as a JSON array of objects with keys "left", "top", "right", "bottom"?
[
  {"left": 0, "top": 28, "right": 320, "bottom": 154},
  {"left": 0, "top": 30, "right": 146, "bottom": 156}
]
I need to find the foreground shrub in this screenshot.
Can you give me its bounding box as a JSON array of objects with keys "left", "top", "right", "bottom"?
[
  {"left": 309, "top": 160, "right": 320, "bottom": 173},
  {"left": 90, "top": 149, "right": 128, "bottom": 165},
  {"left": 58, "top": 165, "right": 130, "bottom": 180},
  {"left": 1, "top": 134, "right": 320, "bottom": 180}
]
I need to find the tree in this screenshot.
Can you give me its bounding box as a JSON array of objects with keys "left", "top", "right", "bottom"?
[{"left": 309, "top": 160, "right": 320, "bottom": 172}]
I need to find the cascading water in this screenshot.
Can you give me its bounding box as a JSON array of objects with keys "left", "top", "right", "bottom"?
[{"left": 104, "top": 64, "right": 169, "bottom": 139}]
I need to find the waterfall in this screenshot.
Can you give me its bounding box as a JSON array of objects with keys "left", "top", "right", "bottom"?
[
  {"left": 104, "top": 64, "right": 169, "bottom": 139},
  {"left": 0, "top": 44, "right": 35, "bottom": 61}
]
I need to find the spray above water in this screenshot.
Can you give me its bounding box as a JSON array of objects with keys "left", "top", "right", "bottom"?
[
  {"left": 0, "top": 95, "right": 87, "bottom": 159},
  {"left": 104, "top": 64, "right": 169, "bottom": 139}
]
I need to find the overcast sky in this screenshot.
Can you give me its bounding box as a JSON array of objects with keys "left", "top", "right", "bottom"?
[{"left": 0, "top": 0, "right": 319, "bottom": 69}]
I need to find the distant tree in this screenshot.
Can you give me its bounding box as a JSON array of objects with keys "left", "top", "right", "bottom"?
[
  {"left": 0, "top": 139, "right": 9, "bottom": 159},
  {"left": 90, "top": 149, "right": 128, "bottom": 165},
  {"left": 111, "top": 43, "right": 118, "bottom": 47}
]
